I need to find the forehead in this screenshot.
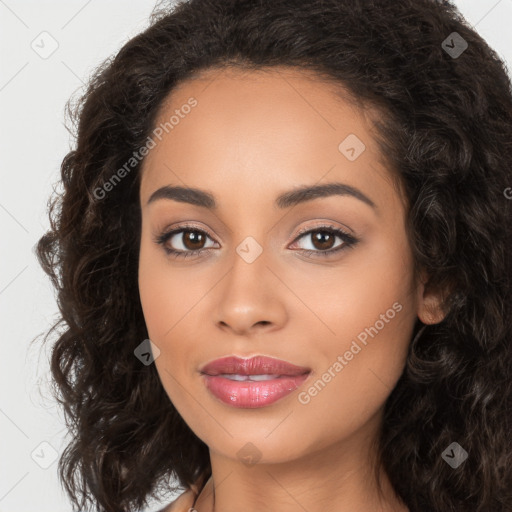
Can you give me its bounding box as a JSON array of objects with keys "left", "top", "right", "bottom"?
[{"left": 139, "top": 66, "right": 399, "bottom": 210}]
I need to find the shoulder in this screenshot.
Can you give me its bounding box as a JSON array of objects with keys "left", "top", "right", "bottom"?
[{"left": 156, "top": 487, "right": 196, "bottom": 512}]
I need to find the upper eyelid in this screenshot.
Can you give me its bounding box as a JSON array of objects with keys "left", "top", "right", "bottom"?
[{"left": 293, "top": 223, "right": 352, "bottom": 238}]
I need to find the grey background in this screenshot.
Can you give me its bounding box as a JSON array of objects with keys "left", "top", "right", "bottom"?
[{"left": 1, "top": 1, "right": 511, "bottom": 511}]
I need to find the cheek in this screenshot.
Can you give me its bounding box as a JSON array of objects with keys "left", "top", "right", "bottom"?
[
  {"left": 290, "top": 233, "right": 417, "bottom": 418},
  {"left": 138, "top": 242, "right": 171, "bottom": 340},
  {"left": 289, "top": 227, "right": 416, "bottom": 351},
  {"left": 138, "top": 239, "right": 206, "bottom": 406},
  {"left": 138, "top": 237, "right": 200, "bottom": 341}
]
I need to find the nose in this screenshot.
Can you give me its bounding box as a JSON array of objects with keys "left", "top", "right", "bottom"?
[{"left": 213, "top": 248, "right": 288, "bottom": 336}]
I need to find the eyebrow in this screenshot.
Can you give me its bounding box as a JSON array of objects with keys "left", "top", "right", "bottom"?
[{"left": 146, "top": 182, "right": 377, "bottom": 212}]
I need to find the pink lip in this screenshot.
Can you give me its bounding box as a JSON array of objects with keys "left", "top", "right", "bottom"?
[
  {"left": 200, "top": 356, "right": 311, "bottom": 408},
  {"left": 200, "top": 355, "right": 310, "bottom": 376}
]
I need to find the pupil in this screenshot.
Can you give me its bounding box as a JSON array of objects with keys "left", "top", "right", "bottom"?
[
  {"left": 185, "top": 231, "right": 204, "bottom": 249},
  {"left": 313, "top": 231, "right": 333, "bottom": 250}
]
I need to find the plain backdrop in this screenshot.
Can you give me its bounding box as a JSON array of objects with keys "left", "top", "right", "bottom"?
[{"left": 1, "top": 1, "right": 511, "bottom": 511}]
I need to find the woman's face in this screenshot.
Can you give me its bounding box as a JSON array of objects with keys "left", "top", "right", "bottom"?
[{"left": 138, "top": 67, "right": 436, "bottom": 466}]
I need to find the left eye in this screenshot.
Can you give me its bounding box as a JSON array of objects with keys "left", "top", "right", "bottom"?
[{"left": 289, "top": 226, "right": 358, "bottom": 257}]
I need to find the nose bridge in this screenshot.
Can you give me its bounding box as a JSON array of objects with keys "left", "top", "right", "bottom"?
[
  {"left": 224, "top": 209, "right": 272, "bottom": 278},
  {"left": 227, "top": 233, "right": 271, "bottom": 298},
  {"left": 213, "top": 233, "right": 286, "bottom": 333}
]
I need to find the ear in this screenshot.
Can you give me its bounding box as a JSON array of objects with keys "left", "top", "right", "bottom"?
[{"left": 415, "top": 268, "right": 449, "bottom": 325}]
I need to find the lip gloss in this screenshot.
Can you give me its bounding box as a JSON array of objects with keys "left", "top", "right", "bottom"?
[{"left": 202, "top": 373, "right": 310, "bottom": 408}]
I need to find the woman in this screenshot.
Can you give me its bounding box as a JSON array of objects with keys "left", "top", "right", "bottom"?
[{"left": 36, "top": 0, "right": 512, "bottom": 511}]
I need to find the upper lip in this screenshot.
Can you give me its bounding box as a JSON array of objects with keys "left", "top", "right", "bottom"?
[{"left": 200, "top": 356, "right": 311, "bottom": 376}]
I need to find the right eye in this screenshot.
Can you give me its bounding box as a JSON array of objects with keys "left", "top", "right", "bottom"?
[{"left": 154, "top": 226, "right": 219, "bottom": 259}]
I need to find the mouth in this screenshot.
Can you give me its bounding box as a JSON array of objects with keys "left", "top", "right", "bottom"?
[{"left": 200, "top": 355, "right": 311, "bottom": 408}]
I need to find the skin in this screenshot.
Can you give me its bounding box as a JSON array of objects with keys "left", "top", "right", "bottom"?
[{"left": 138, "top": 66, "right": 446, "bottom": 512}]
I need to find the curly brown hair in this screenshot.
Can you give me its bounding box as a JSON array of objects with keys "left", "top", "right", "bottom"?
[{"left": 34, "top": 0, "right": 512, "bottom": 510}]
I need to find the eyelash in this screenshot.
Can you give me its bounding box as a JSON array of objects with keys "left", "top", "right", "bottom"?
[{"left": 153, "top": 223, "right": 359, "bottom": 260}]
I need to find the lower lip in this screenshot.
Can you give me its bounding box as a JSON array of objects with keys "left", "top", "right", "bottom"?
[{"left": 202, "top": 373, "right": 310, "bottom": 408}]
